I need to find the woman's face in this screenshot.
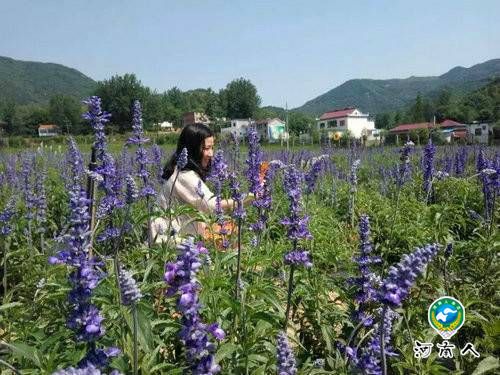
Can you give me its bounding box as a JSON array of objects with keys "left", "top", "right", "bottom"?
[{"left": 201, "top": 136, "right": 215, "bottom": 168}]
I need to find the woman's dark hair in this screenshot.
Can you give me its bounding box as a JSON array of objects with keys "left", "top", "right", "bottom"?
[{"left": 162, "top": 123, "right": 214, "bottom": 181}]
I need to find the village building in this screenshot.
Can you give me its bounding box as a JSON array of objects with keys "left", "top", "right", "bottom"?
[
  {"left": 387, "top": 119, "right": 492, "bottom": 143},
  {"left": 254, "top": 118, "right": 286, "bottom": 143},
  {"left": 38, "top": 124, "right": 60, "bottom": 137},
  {"left": 220, "top": 118, "right": 252, "bottom": 139},
  {"left": 155, "top": 120, "right": 174, "bottom": 132},
  {"left": 317, "top": 107, "right": 376, "bottom": 139},
  {"left": 182, "top": 112, "right": 210, "bottom": 127},
  {"left": 467, "top": 122, "right": 492, "bottom": 144}
]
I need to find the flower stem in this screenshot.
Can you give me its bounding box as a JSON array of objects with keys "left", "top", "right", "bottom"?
[
  {"left": 146, "top": 196, "right": 152, "bottom": 248},
  {"left": 235, "top": 217, "right": 242, "bottom": 300},
  {"left": 443, "top": 259, "right": 450, "bottom": 296},
  {"left": 489, "top": 189, "right": 497, "bottom": 238},
  {"left": 27, "top": 220, "right": 33, "bottom": 253},
  {"left": 380, "top": 306, "right": 387, "bottom": 375},
  {"left": 132, "top": 303, "right": 138, "bottom": 375},
  {"left": 345, "top": 320, "right": 365, "bottom": 352},
  {"left": 40, "top": 232, "right": 44, "bottom": 254},
  {"left": 2, "top": 239, "right": 7, "bottom": 301},
  {"left": 284, "top": 265, "right": 295, "bottom": 329},
  {"left": 113, "top": 205, "right": 132, "bottom": 305}
]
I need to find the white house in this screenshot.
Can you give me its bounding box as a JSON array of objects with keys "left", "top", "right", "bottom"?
[
  {"left": 467, "top": 122, "right": 491, "bottom": 144},
  {"left": 317, "top": 107, "right": 375, "bottom": 139},
  {"left": 156, "top": 121, "right": 174, "bottom": 131},
  {"left": 38, "top": 124, "right": 60, "bottom": 137},
  {"left": 221, "top": 119, "right": 252, "bottom": 139},
  {"left": 255, "top": 118, "right": 286, "bottom": 143}
]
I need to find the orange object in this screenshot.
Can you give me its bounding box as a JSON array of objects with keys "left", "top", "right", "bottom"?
[
  {"left": 259, "top": 161, "right": 269, "bottom": 184},
  {"left": 203, "top": 220, "right": 237, "bottom": 250}
]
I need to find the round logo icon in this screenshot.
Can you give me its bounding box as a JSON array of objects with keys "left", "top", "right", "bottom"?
[{"left": 428, "top": 296, "right": 465, "bottom": 339}]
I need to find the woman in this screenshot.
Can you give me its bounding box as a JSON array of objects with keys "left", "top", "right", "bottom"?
[{"left": 151, "top": 123, "right": 250, "bottom": 243}]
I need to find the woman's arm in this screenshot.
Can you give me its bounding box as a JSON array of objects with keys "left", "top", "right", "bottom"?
[
  {"left": 176, "top": 172, "right": 255, "bottom": 214},
  {"left": 217, "top": 192, "right": 254, "bottom": 212}
]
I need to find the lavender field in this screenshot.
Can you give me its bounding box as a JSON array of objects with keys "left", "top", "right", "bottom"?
[{"left": 0, "top": 98, "right": 499, "bottom": 375}]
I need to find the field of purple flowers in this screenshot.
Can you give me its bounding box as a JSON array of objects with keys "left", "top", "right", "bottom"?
[{"left": 0, "top": 97, "right": 499, "bottom": 374}]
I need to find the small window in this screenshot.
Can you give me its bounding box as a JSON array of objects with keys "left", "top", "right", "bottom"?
[
  {"left": 339, "top": 120, "right": 345, "bottom": 127},
  {"left": 320, "top": 123, "right": 325, "bottom": 129},
  {"left": 328, "top": 120, "right": 337, "bottom": 128},
  {"left": 475, "top": 128, "right": 482, "bottom": 136}
]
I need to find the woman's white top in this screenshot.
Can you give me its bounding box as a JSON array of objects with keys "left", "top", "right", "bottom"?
[{"left": 150, "top": 168, "right": 217, "bottom": 243}]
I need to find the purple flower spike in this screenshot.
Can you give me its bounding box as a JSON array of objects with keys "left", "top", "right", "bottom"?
[
  {"left": 118, "top": 267, "right": 142, "bottom": 306},
  {"left": 82, "top": 96, "right": 111, "bottom": 161},
  {"left": 304, "top": 155, "right": 328, "bottom": 194},
  {"left": 229, "top": 172, "right": 246, "bottom": 220},
  {"left": 281, "top": 165, "right": 312, "bottom": 241},
  {"left": 284, "top": 250, "right": 313, "bottom": 268},
  {"left": 356, "top": 308, "right": 399, "bottom": 374},
  {"left": 276, "top": 331, "right": 297, "bottom": 375},
  {"left": 379, "top": 244, "right": 440, "bottom": 308},
  {"left": 127, "top": 100, "right": 155, "bottom": 199},
  {"left": 422, "top": 139, "right": 436, "bottom": 202},
  {"left": 0, "top": 198, "right": 16, "bottom": 236},
  {"left": 350, "top": 214, "right": 381, "bottom": 326},
  {"left": 67, "top": 304, "right": 105, "bottom": 342},
  {"left": 177, "top": 147, "right": 188, "bottom": 170},
  {"left": 78, "top": 346, "right": 122, "bottom": 370},
  {"left": 397, "top": 141, "right": 413, "bottom": 187},
  {"left": 245, "top": 126, "right": 264, "bottom": 196},
  {"left": 164, "top": 238, "right": 223, "bottom": 374},
  {"left": 125, "top": 175, "right": 139, "bottom": 204}
]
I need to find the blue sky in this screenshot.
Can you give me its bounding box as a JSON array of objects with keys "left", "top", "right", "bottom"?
[{"left": 1, "top": 0, "right": 499, "bottom": 107}]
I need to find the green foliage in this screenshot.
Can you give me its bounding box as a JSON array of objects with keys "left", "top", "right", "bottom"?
[
  {"left": 0, "top": 55, "right": 96, "bottom": 105},
  {"left": 377, "top": 78, "right": 500, "bottom": 134},
  {"left": 219, "top": 78, "right": 261, "bottom": 119},
  {"left": 288, "top": 112, "right": 314, "bottom": 135},
  {"left": 255, "top": 106, "right": 286, "bottom": 120},
  {"left": 95, "top": 73, "right": 152, "bottom": 132},
  {"left": 49, "top": 95, "right": 84, "bottom": 134},
  {"left": 0, "top": 135, "right": 498, "bottom": 374}
]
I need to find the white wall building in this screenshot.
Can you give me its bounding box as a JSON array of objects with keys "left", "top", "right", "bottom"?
[
  {"left": 220, "top": 119, "right": 252, "bottom": 139},
  {"left": 255, "top": 118, "right": 287, "bottom": 143},
  {"left": 317, "top": 107, "right": 375, "bottom": 139},
  {"left": 156, "top": 121, "right": 174, "bottom": 131},
  {"left": 467, "top": 122, "right": 491, "bottom": 144},
  {"left": 38, "top": 124, "right": 59, "bottom": 137}
]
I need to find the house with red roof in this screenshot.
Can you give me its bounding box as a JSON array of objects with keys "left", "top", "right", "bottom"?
[
  {"left": 389, "top": 119, "right": 467, "bottom": 143},
  {"left": 317, "top": 107, "right": 376, "bottom": 139}
]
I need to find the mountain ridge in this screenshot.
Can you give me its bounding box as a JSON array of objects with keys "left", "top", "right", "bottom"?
[
  {"left": 293, "top": 58, "right": 500, "bottom": 116},
  {"left": 0, "top": 55, "right": 97, "bottom": 105}
]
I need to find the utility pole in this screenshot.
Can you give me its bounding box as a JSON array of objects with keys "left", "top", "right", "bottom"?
[{"left": 285, "top": 102, "right": 290, "bottom": 151}]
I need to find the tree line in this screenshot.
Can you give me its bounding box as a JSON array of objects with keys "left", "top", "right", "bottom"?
[
  {"left": 0, "top": 75, "right": 282, "bottom": 136},
  {"left": 375, "top": 78, "right": 500, "bottom": 130}
]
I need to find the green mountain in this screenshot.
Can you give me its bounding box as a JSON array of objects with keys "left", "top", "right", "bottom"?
[
  {"left": 0, "top": 56, "right": 97, "bottom": 105},
  {"left": 294, "top": 59, "right": 500, "bottom": 116}
]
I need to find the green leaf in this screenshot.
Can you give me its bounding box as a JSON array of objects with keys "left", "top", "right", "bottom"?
[
  {"left": 472, "top": 356, "right": 499, "bottom": 375},
  {"left": 215, "top": 342, "right": 239, "bottom": 362},
  {"left": 0, "top": 302, "right": 22, "bottom": 311},
  {"left": 124, "top": 306, "right": 155, "bottom": 352},
  {"left": 1, "top": 341, "right": 42, "bottom": 368}
]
